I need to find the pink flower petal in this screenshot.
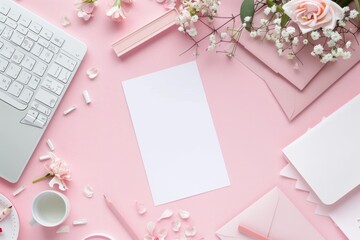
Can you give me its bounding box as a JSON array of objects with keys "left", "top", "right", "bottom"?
[
  {"left": 158, "top": 209, "right": 173, "bottom": 221},
  {"left": 135, "top": 201, "right": 147, "bottom": 215}
]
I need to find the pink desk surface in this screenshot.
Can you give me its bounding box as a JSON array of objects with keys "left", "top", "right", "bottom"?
[{"left": 1, "top": 0, "right": 360, "bottom": 239}]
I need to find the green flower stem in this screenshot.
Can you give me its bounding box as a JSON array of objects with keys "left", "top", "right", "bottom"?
[
  {"left": 115, "top": 0, "right": 122, "bottom": 7},
  {"left": 32, "top": 173, "right": 53, "bottom": 183},
  {"left": 355, "top": 0, "right": 360, "bottom": 21}
]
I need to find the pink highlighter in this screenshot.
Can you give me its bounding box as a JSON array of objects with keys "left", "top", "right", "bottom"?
[{"left": 238, "top": 225, "right": 271, "bottom": 240}]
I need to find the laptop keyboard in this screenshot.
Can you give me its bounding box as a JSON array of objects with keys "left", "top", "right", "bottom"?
[{"left": 0, "top": 3, "right": 80, "bottom": 128}]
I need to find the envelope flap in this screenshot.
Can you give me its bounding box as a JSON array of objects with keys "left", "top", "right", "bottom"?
[
  {"left": 216, "top": 188, "right": 280, "bottom": 239},
  {"left": 238, "top": 10, "right": 326, "bottom": 91},
  {"left": 269, "top": 189, "right": 325, "bottom": 240}
]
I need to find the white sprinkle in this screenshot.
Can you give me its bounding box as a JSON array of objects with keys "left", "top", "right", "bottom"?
[
  {"left": 39, "top": 155, "right": 51, "bottom": 161},
  {"left": 47, "top": 139, "right": 55, "bottom": 151},
  {"left": 73, "top": 219, "right": 88, "bottom": 225},
  {"left": 82, "top": 90, "right": 91, "bottom": 104},
  {"left": 13, "top": 185, "right": 26, "bottom": 196},
  {"left": 56, "top": 225, "right": 70, "bottom": 233},
  {"left": 63, "top": 106, "right": 77, "bottom": 115}
]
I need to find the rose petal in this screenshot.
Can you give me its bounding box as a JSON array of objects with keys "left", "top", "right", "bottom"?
[
  {"left": 147, "top": 221, "right": 156, "bottom": 235},
  {"left": 177, "top": 234, "right": 187, "bottom": 240},
  {"left": 157, "top": 228, "right": 168, "bottom": 240},
  {"left": 49, "top": 177, "right": 68, "bottom": 191},
  {"left": 178, "top": 209, "right": 190, "bottom": 219},
  {"left": 185, "top": 226, "right": 197, "bottom": 237},
  {"left": 83, "top": 185, "right": 94, "bottom": 198},
  {"left": 56, "top": 225, "right": 70, "bottom": 233},
  {"left": 61, "top": 16, "right": 71, "bottom": 27},
  {"left": 86, "top": 67, "right": 99, "bottom": 79},
  {"left": 135, "top": 201, "right": 147, "bottom": 215},
  {"left": 172, "top": 218, "right": 181, "bottom": 232},
  {"left": 158, "top": 209, "right": 173, "bottom": 221}
]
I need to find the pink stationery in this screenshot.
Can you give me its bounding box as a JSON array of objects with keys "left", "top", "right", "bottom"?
[
  {"left": 112, "top": 9, "right": 178, "bottom": 57},
  {"left": 216, "top": 187, "right": 325, "bottom": 240}
]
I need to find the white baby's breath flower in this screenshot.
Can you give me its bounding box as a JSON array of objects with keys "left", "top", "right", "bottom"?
[
  {"left": 220, "top": 32, "right": 227, "bottom": 39},
  {"left": 187, "top": 28, "right": 198, "bottom": 37},
  {"left": 338, "top": 19, "right": 346, "bottom": 27},
  {"left": 286, "top": 26, "right": 296, "bottom": 35},
  {"left": 323, "top": 28, "right": 332, "bottom": 37},
  {"left": 275, "top": 25, "right": 281, "bottom": 33},
  {"left": 311, "top": 51, "right": 316, "bottom": 56},
  {"left": 265, "top": 33, "right": 272, "bottom": 40},
  {"left": 209, "top": 34, "right": 216, "bottom": 42},
  {"left": 303, "top": 39, "right": 308, "bottom": 44},
  {"left": 249, "top": 31, "right": 257, "bottom": 38},
  {"left": 346, "top": 40, "right": 351, "bottom": 48},
  {"left": 327, "top": 40, "right": 336, "bottom": 47},
  {"left": 207, "top": 43, "right": 216, "bottom": 51},
  {"left": 244, "top": 16, "right": 252, "bottom": 22},
  {"left": 342, "top": 51, "right": 351, "bottom": 59},
  {"left": 349, "top": 9, "right": 359, "bottom": 19},
  {"left": 281, "top": 30, "right": 289, "bottom": 38},
  {"left": 278, "top": 48, "right": 283, "bottom": 56},
  {"left": 313, "top": 44, "right": 324, "bottom": 55},
  {"left": 292, "top": 37, "right": 299, "bottom": 44},
  {"left": 271, "top": 5, "right": 277, "bottom": 13},
  {"left": 320, "top": 53, "right": 333, "bottom": 63},
  {"left": 191, "top": 15, "right": 199, "bottom": 22},
  {"left": 273, "top": 18, "right": 281, "bottom": 25},
  {"left": 275, "top": 40, "right": 283, "bottom": 49},
  {"left": 311, "top": 31, "right": 320, "bottom": 40},
  {"left": 343, "top": 6, "right": 350, "bottom": 12},
  {"left": 260, "top": 19, "right": 268, "bottom": 25},
  {"left": 257, "top": 29, "right": 262, "bottom": 35},
  {"left": 264, "top": 7, "right": 271, "bottom": 15},
  {"left": 178, "top": 26, "right": 185, "bottom": 32},
  {"left": 331, "top": 31, "right": 342, "bottom": 42}
]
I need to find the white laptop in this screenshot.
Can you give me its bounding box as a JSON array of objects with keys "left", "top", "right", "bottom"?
[
  {"left": 283, "top": 94, "right": 360, "bottom": 205},
  {"left": 0, "top": 0, "right": 87, "bottom": 183}
]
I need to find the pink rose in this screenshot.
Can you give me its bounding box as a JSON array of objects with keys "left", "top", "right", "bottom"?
[{"left": 282, "top": 0, "right": 344, "bottom": 34}]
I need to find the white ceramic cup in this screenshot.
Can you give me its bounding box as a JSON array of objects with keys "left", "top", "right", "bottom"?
[{"left": 31, "top": 190, "right": 70, "bottom": 227}]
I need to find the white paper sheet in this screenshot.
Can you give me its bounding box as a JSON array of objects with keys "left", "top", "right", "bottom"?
[{"left": 122, "top": 61, "right": 230, "bottom": 205}]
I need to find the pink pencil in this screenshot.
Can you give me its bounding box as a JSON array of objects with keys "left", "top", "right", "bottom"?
[
  {"left": 238, "top": 225, "right": 271, "bottom": 240},
  {"left": 103, "top": 195, "right": 139, "bottom": 240}
]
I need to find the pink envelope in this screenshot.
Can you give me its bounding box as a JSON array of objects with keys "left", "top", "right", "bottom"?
[
  {"left": 236, "top": 32, "right": 360, "bottom": 121},
  {"left": 216, "top": 187, "right": 325, "bottom": 240}
]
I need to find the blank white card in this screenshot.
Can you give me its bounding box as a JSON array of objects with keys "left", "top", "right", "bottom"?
[{"left": 122, "top": 61, "right": 230, "bottom": 205}]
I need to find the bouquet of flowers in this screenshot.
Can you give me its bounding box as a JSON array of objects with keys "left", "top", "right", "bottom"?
[{"left": 175, "top": 0, "right": 360, "bottom": 63}]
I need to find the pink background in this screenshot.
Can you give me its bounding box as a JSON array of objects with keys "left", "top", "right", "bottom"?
[{"left": 1, "top": 0, "right": 360, "bottom": 239}]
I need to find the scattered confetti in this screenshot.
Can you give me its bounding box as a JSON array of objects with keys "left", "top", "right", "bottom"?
[
  {"left": 83, "top": 90, "right": 91, "bottom": 104},
  {"left": 73, "top": 219, "right": 88, "bottom": 225},
  {"left": 47, "top": 139, "right": 55, "bottom": 151},
  {"left": 13, "top": 185, "right": 26, "bottom": 196},
  {"left": 39, "top": 155, "right": 51, "bottom": 161},
  {"left": 178, "top": 209, "right": 190, "bottom": 219},
  {"left": 61, "top": 16, "right": 71, "bottom": 27},
  {"left": 56, "top": 225, "right": 70, "bottom": 234},
  {"left": 63, "top": 106, "right": 77, "bottom": 116},
  {"left": 135, "top": 201, "right": 147, "bottom": 215},
  {"left": 83, "top": 185, "right": 94, "bottom": 198},
  {"left": 158, "top": 209, "right": 173, "bottom": 221},
  {"left": 184, "top": 226, "right": 197, "bottom": 237},
  {"left": 86, "top": 67, "right": 99, "bottom": 79},
  {"left": 171, "top": 218, "right": 181, "bottom": 232}
]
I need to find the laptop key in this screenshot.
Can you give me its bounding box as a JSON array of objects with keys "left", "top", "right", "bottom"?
[
  {"left": 0, "top": 44, "right": 15, "bottom": 58},
  {"left": 0, "top": 91, "right": 27, "bottom": 110},
  {"left": 7, "top": 81, "right": 23, "bottom": 97},
  {"left": 35, "top": 88, "right": 58, "bottom": 107},
  {"left": 0, "top": 75, "right": 11, "bottom": 90},
  {"left": 31, "top": 101, "right": 51, "bottom": 115},
  {"left": 17, "top": 70, "right": 31, "bottom": 84},
  {"left": 6, "top": 62, "right": 21, "bottom": 78},
  {"left": 0, "top": 57, "right": 9, "bottom": 71}
]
